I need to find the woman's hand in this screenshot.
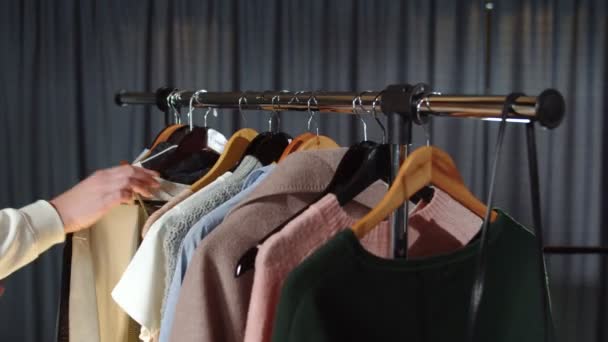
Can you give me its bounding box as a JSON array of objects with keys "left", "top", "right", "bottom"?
[{"left": 50, "top": 165, "right": 160, "bottom": 233}]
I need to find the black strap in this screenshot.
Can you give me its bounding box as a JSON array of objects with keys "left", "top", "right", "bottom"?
[
  {"left": 56, "top": 233, "right": 72, "bottom": 342},
  {"left": 466, "top": 92, "right": 523, "bottom": 341},
  {"left": 526, "top": 122, "right": 553, "bottom": 341}
]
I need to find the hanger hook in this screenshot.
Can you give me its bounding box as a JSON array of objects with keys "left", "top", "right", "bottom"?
[
  {"left": 204, "top": 107, "right": 217, "bottom": 127},
  {"left": 352, "top": 93, "right": 369, "bottom": 141},
  {"left": 415, "top": 91, "right": 441, "bottom": 146},
  {"left": 269, "top": 90, "right": 291, "bottom": 132},
  {"left": 371, "top": 91, "right": 387, "bottom": 143},
  {"left": 238, "top": 92, "right": 249, "bottom": 125},
  {"left": 268, "top": 91, "right": 283, "bottom": 132},
  {"left": 288, "top": 90, "right": 306, "bottom": 105},
  {"left": 307, "top": 92, "right": 320, "bottom": 136},
  {"left": 167, "top": 90, "right": 181, "bottom": 125},
  {"left": 188, "top": 89, "right": 208, "bottom": 130}
]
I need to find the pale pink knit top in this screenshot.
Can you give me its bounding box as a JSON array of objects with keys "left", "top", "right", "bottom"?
[
  {"left": 244, "top": 189, "right": 481, "bottom": 342},
  {"left": 407, "top": 187, "right": 482, "bottom": 257}
]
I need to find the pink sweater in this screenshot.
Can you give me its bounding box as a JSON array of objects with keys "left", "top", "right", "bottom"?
[
  {"left": 244, "top": 189, "right": 481, "bottom": 342},
  {"left": 243, "top": 194, "right": 391, "bottom": 342}
]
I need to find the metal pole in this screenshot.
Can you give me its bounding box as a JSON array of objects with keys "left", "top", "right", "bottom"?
[
  {"left": 387, "top": 112, "right": 411, "bottom": 258},
  {"left": 115, "top": 89, "right": 565, "bottom": 129}
]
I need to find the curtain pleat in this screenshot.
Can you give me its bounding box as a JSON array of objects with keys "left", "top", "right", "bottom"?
[{"left": 0, "top": 1, "right": 605, "bottom": 341}]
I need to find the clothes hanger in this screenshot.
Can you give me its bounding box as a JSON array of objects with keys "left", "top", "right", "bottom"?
[
  {"left": 233, "top": 90, "right": 448, "bottom": 277},
  {"left": 350, "top": 90, "right": 499, "bottom": 235},
  {"left": 151, "top": 90, "right": 223, "bottom": 172},
  {"left": 351, "top": 145, "right": 497, "bottom": 239},
  {"left": 142, "top": 90, "right": 187, "bottom": 157},
  {"left": 233, "top": 92, "right": 378, "bottom": 277},
  {"left": 329, "top": 92, "right": 392, "bottom": 206},
  {"left": 190, "top": 93, "right": 259, "bottom": 192},
  {"left": 149, "top": 124, "right": 185, "bottom": 150},
  {"left": 278, "top": 132, "right": 315, "bottom": 161},
  {"left": 409, "top": 95, "right": 439, "bottom": 204},
  {"left": 295, "top": 93, "right": 340, "bottom": 151},
  {"left": 330, "top": 89, "right": 435, "bottom": 206},
  {"left": 278, "top": 92, "right": 316, "bottom": 161},
  {"left": 158, "top": 90, "right": 194, "bottom": 146},
  {"left": 279, "top": 92, "right": 340, "bottom": 160},
  {"left": 233, "top": 91, "right": 291, "bottom": 167}
]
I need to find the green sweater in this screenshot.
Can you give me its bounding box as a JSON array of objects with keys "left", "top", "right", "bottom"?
[{"left": 271, "top": 210, "right": 554, "bottom": 342}]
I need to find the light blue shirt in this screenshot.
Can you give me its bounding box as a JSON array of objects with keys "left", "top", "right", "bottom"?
[{"left": 159, "top": 164, "right": 275, "bottom": 342}]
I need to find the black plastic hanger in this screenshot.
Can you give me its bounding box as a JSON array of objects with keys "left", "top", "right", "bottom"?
[
  {"left": 333, "top": 143, "right": 391, "bottom": 205},
  {"left": 327, "top": 142, "right": 434, "bottom": 206},
  {"left": 152, "top": 126, "right": 218, "bottom": 171},
  {"left": 323, "top": 140, "right": 378, "bottom": 194},
  {"left": 234, "top": 131, "right": 291, "bottom": 168},
  {"left": 233, "top": 93, "right": 292, "bottom": 168}
]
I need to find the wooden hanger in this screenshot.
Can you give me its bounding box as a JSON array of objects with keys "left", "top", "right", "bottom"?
[
  {"left": 278, "top": 132, "right": 315, "bottom": 161},
  {"left": 352, "top": 145, "right": 497, "bottom": 238},
  {"left": 150, "top": 124, "right": 184, "bottom": 148},
  {"left": 190, "top": 128, "right": 258, "bottom": 192},
  {"left": 279, "top": 133, "right": 340, "bottom": 161},
  {"left": 278, "top": 94, "right": 339, "bottom": 158},
  {"left": 142, "top": 124, "right": 185, "bottom": 159},
  {"left": 297, "top": 134, "right": 340, "bottom": 151}
]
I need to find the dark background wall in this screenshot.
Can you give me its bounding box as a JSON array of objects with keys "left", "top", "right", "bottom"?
[{"left": 0, "top": 0, "right": 606, "bottom": 341}]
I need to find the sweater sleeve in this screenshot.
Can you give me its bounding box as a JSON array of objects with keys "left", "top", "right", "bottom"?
[{"left": 0, "top": 200, "right": 66, "bottom": 279}]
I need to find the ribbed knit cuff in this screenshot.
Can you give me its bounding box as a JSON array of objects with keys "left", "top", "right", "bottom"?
[
  {"left": 20, "top": 200, "right": 66, "bottom": 254},
  {"left": 410, "top": 188, "right": 481, "bottom": 245}
]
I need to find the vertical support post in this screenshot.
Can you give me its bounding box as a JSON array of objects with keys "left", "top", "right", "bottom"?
[
  {"left": 387, "top": 112, "right": 412, "bottom": 258},
  {"left": 381, "top": 84, "right": 418, "bottom": 258}
]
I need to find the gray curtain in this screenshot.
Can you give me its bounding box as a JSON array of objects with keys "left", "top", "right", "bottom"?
[{"left": 0, "top": 0, "right": 605, "bottom": 341}]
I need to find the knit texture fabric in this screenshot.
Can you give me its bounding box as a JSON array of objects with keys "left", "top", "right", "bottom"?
[
  {"left": 407, "top": 187, "right": 482, "bottom": 257},
  {"left": 141, "top": 189, "right": 193, "bottom": 239},
  {"left": 158, "top": 164, "right": 275, "bottom": 342},
  {"left": 270, "top": 211, "right": 554, "bottom": 342},
  {"left": 161, "top": 155, "right": 262, "bottom": 313},
  {"left": 244, "top": 194, "right": 391, "bottom": 342},
  {"left": 244, "top": 188, "right": 483, "bottom": 342}
]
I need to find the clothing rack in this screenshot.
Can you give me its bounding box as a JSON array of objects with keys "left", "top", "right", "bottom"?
[{"left": 115, "top": 84, "right": 566, "bottom": 258}]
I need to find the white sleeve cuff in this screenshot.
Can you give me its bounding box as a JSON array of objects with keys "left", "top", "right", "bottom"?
[{"left": 20, "top": 200, "right": 66, "bottom": 253}]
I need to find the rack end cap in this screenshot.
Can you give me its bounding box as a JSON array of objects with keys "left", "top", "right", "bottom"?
[
  {"left": 115, "top": 90, "right": 127, "bottom": 106},
  {"left": 156, "top": 87, "right": 175, "bottom": 112},
  {"left": 536, "top": 89, "right": 565, "bottom": 129}
]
